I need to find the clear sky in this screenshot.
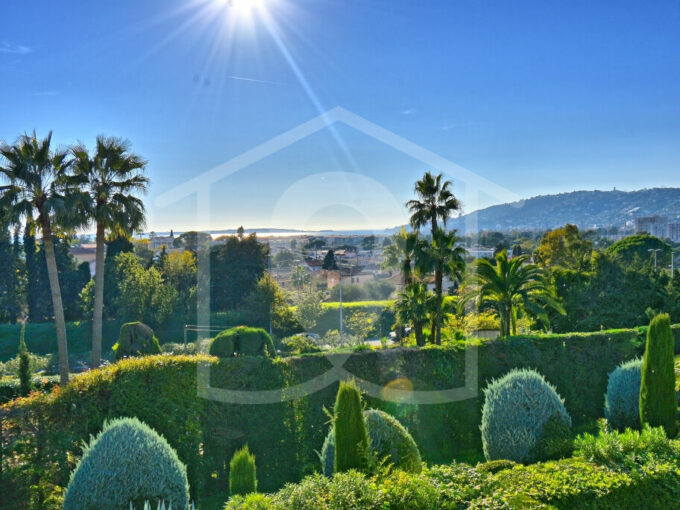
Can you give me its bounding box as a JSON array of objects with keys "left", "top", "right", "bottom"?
[{"left": 2, "top": 0, "right": 680, "bottom": 232}]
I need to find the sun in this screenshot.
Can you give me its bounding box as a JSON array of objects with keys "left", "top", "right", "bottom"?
[{"left": 227, "top": 0, "right": 265, "bottom": 17}]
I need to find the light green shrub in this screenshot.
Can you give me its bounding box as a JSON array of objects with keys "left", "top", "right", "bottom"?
[
  {"left": 113, "top": 322, "right": 161, "bottom": 361},
  {"left": 481, "top": 368, "right": 572, "bottom": 463},
  {"left": 320, "top": 409, "right": 421, "bottom": 476},
  {"left": 230, "top": 445, "right": 257, "bottom": 496},
  {"left": 63, "top": 416, "right": 189, "bottom": 510},
  {"left": 605, "top": 358, "right": 642, "bottom": 430}
]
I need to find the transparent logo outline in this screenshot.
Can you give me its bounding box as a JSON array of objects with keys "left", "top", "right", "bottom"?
[{"left": 157, "top": 106, "right": 519, "bottom": 405}]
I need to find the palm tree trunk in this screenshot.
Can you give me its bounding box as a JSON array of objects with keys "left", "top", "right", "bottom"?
[
  {"left": 41, "top": 219, "right": 69, "bottom": 385},
  {"left": 91, "top": 222, "right": 106, "bottom": 368},
  {"left": 414, "top": 321, "right": 424, "bottom": 346},
  {"left": 434, "top": 267, "right": 443, "bottom": 345}
]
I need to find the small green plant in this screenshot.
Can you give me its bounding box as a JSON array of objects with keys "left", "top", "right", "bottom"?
[
  {"left": 481, "top": 368, "right": 572, "bottom": 463},
  {"left": 333, "top": 379, "right": 369, "bottom": 473},
  {"left": 640, "top": 313, "right": 677, "bottom": 437},
  {"left": 18, "top": 323, "right": 32, "bottom": 397},
  {"left": 605, "top": 358, "right": 642, "bottom": 430},
  {"left": 63, "top": 416, "right": 189, "bottom": 509},
  {"left": 113, "top": 322, "right": 162, "bottom": 361},
  {"left": 229, "top": 445, "right": 257, "bottom": 497}
]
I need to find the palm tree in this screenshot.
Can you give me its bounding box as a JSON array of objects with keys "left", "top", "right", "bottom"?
[
  {"left": 461, "top": 250, "right": 564, "bottom": 337},
  {"left": 416, "top": 228, "right": 466, "bottom": 344},
  {"left": 394, "top": 282, "right": 434, "bottom": 346},
  {"left": 0, "top": 132, "right": 76, "bottom": 384},
  {"left": 407, "top": 171, "right": 461, "bottom": 235},
  {"left": 70, "top": 136, "right": 148, "bottom": 368},
  {"left": 382, "top": 227, "right": 419, "bottom": 286}
]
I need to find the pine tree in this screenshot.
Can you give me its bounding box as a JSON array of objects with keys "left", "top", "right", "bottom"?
[
  {"left": 640, "top": 313, "right": 677, "bottom": 437},
  {"left": 229, "top": 445, "right": 257, "bottom": 496},
  {"left": 333, "top": 379, "right": 369, "bottom": 473}
]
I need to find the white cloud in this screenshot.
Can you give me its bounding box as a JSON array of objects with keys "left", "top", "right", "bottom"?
[{"left": 0, "top": 42, "right": 32, "bottom": 55}]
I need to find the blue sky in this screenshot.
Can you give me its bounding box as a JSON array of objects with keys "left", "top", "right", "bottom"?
[{"left": 1, "top": 0, "right": 680, "bottom": 232}]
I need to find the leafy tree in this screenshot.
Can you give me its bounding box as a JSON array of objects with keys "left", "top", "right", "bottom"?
[
  {"left": 161, "top": 250, "right": 197, "bottom": 323},
  {"left": 462, "top": 250, "right": 564, "bottom": 337},
  {"left": 407, "top": 170, "right": 461, "bottom": 235},
  {"left": 0, "top": 216, "right": 22, "bottom": 322},
  {"left": 606, "top": 234, "right": 670, "bottom": 267},
  {"left": 243, "top": 273, "right": 301, "bottom": 338},
  {"left": 70, "top": 136, "right": 148, "bottom": 367},
  {"left": 361, "top": 235, "right": 376, "bottom": 252},
  {"left": 382, "top": 227, "right": 419, "bottom": 286},
  {"left": 291, "top": 264, "right": 311, "bottom": 290},
  {"left": 210, "top": 234, "right": 268, "bottom": 310},
  {"left": 322, "top": 249, "right": 338, "bottom": 270},
  {"left": 535, "top": 224, "right": 593, "bottom": 271},
  {"left": 133, "top": 238, "right": 154, "bottom": 267},
  {"left": 173, "top": 230, "right": 212, "bottom": 253},
  {"left": 0, "top": 132, "right": 79, "bottom": 384},
  {"left": 640, "top": 313, "right": 677, "bottom": 437},
  {"left": 415, "top": 228, "right": 466, "bottom": 344},
  {"left": 295, "top": 289, "right": 323, "bottom": 331},
  {"left": 103, "top": 234, "right": 134, "bottom": 317},
  {"left": 273, "top": 249, "right": 296, "bottom": 268},
  {"left": 346, "top": 311, "right": 377, "bottom": 343},
  {"left": 394, "top": 282, "right": 434, "bottom": 346}
]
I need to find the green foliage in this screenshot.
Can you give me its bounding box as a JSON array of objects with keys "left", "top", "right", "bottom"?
[
  {"left": 606, "top": 234, "right": 670, "bottom": 265},
  {"left": 333, "top": 380, "right": 369, "bottom": 473},
  {"left": 63, "top": 416, "right": 189, "bottom": 510},
  {"left": 640, "top": 313, "right": 677, "bottom": 437},
  {"left": 535, "top": 224, "right": 592, "bottom": 270},
  {"left": 328, "top": 280, "right": 396, "bottom": 302},
  {"left": 320, "top": 409, "right": 422, "bottom": 476},
  {"left": 575, "top": 422, "right": 679, "bottom": 470},
  {"left": 17, "top": 324, "right": 32, "bottom": 396},
  {"left": 209, "top": 326, "right": 276, "bottom": 358},
  {"left": 280, "top": 335, "right": 321, "bottom": 355},
  {"left": 475, "top": 459, "right": 517, "bottom": 474},
  {"left": 229, "top": 446, "right": 257, "bottom": 497},
  {"left": 294, "top": 290, "right": 323, "bottom": 331},
  {"left": 481, "top": 368, "right": 572, "bottom": 463},
  {"left": 113, "top": 322, "right": 162, "bottom": 361},
  {"left": 605, "top": 358, "right": 642, "bottom": 430},
  {"left": 242, "top": 274, "right": 302, "bottom": 339}
]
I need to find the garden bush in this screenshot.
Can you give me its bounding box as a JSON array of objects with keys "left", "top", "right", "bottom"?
[
  {"left": 605, "top": 358, "right": 642, "bottom": 430},
  {"left": 333, "top": 380, "right": 369, "bottom": 473},
  {"left": 320, "top": 409, "right": 422, "bottom": 476},
  {"left": 113, "top": 322, "right": 161, "bottom": 360},
  {"left": 481, "top": 368, "right": 572, "bottom": 463},
  {"left": 229, "top": 446, "right": 257, "bottom": 496},
  {"left": 63, "top": 416, "right": 190, "bottom": 510},
  {"left": 280, "top": 334, "right": 321, "bottom": 355},
  {"left": 209, "top": 327, "right": 276, "bottom": 358},
  {"left": 640, "top": 313, "right": 677, "bottom": 437}
]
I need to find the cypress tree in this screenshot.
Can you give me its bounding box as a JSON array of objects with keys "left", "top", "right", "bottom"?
[
  {"left": 229, "top": 445, "right": 257, "bottom": 496},
  {"left": 18, "top": 324, "right": 32, "bottom": 396},
  {"left": 640, "top": 313, "right": 677, "bottom": 437},
  {"left": 333, "top": 379, "right": 369, "bottom": 473}
]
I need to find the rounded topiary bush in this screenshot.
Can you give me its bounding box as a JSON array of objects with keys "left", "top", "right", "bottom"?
[
  {"left": 605, "top": 358, "right": 642, "bottom": 430},
  {"left": 481, "top": 368, "right": 572, "bottom": 464},
  {"left": 209, "top": 326, "right": 276, "bottom": 358},
  {"left": 63, "top": 416, "right": 189, "bottom": 510},
  {"left": 113, "top": 322, "right": 161, "bottom": 361},
  {"left": 320, "top": 409, "right": 422, "bottom": 476}
]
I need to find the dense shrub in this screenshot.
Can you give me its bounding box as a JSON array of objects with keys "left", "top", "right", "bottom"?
[
  {"left": 605, "top": 358, "right": 642, "bottom": 430},
  {"left": 481, "top": 368, "right": 572, "bottom": 463},
  {"left": 113, "top": 322, "right": 161, "bottom": 360},
  {"left": 209, "top": 327, "right": 276, "bottom": 358},
  {"left": 640, "top": 314, "right": 677, "bottom": 437},
  {"left": 280, "top": 335, "right": 321, "bottom": 355},
  {"left": 229, "top": 446, "right": 257, "bottom": 496},
  {"left": 63, "top": 416, "right": 189, "bottom": 510},
  {"left": 320, "top": 409, "right": 421, "bottom": 476},
  {"left": 333, "top": 380, "right": 369, "bottom": 473}
]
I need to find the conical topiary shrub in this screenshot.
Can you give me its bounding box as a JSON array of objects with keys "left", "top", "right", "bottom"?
[
  {"left": 229, "top": 445, "right": 257, "bottom": 496},
  {"left": 640, "top": 313, "right": 677, "bottom": 437},
  {"left": 333, "top": 379, "right": 369, "bottom": 473},
  {"left": 63, "top": 417, "right": 189, "bottom": 509}
]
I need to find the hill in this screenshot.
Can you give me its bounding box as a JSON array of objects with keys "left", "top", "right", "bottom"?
[{"left": 449, "top": 188, "right": 680, "bottom": 233}]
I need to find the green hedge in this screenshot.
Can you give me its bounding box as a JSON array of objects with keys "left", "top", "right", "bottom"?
[{"left": 1, "top": 326, "right": 649, "bottom": 509}]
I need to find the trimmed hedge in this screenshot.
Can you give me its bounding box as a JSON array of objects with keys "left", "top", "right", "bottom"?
[
  {"left": 0, "top": 327, "right": 648, "bottom": 509},
  {"left": 209, "top": 327, "right": 276, "bottom": 358},
  {"left": 113, "top": 322, "right": 162, "bottom": 361}
]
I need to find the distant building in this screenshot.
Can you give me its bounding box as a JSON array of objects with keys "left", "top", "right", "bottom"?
[
  {"left": 150, "top": 230, "right": 175, "bottom": 250},
  {"left": 70, "top": 243, "right": 98, "bottom": 276},
  {"left": 634, "top": 216, "right": 680, "bottom": 242}
]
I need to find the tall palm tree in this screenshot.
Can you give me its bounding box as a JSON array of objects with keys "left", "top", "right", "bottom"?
[
  {"left": 461, "top": 250, "right": 564, "bottom": 337},
  {"left": 394, "top": 282, "right": 434, "bottom": 346},
  {"left": 407, "top": 171, "right": 461, "bottom": 235},
  {"left": 381, "top": 227, "right": 419, "bottom": 286},
  {"left": 0, "top": 132, "right": 76, "bottom": 384},
  {"left": 70, "top": 136, "right": 148, "bottom": 368},
  {"left": 416, "top": 228, "right": 466, "bottom": 344}
]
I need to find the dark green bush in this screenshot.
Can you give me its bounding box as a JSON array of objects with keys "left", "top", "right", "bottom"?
[
  {"left": 209, "top": 327, "right": 276, "bottom": 358},
  {"left": 18, "top": 326, "right": 31, "bottom": 397},
  {"left": 63, "top": 416, "right": 189, "bottom": 509},
  {"left": 640, "top": 313, "right": 677, "bottom": 437},
  {"left": 320, "top": 409, "right": 421, "bottom": 476},
  {"left": 113, "top": 322, "right": 161, "bottom": 361},
  {"left": 481, "top": 368, "right": 572, "bottom": 463},
  {"left": 229, "top": 445, "right": 257, "bottom": 497},
  {"left": 333, "top": 380, "right": 369, "bottom": 473}
]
